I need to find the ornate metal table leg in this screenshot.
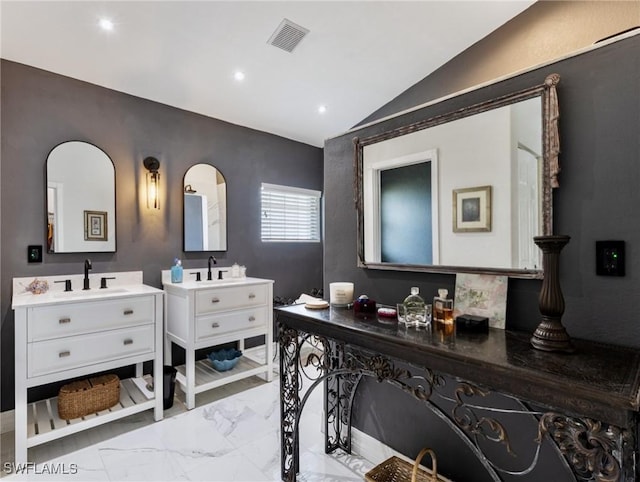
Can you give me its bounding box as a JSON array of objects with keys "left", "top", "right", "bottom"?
[
  {"left": 324, "top": 342, "right": 361, "bottom": 454},
  {"left": 324, "top": 339, "right": 341, "bottom": 453},
  {"left": 279, "top": 323, "right": 300, "bottom": 482}
]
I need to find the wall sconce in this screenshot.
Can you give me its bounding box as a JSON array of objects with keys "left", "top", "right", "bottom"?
[{"left": 143, "top": 157, "right": 160, "bottom": 210}]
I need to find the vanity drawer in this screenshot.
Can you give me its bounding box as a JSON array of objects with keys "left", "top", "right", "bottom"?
[
  {"left": 195, "top": 307, "right": 268, "bottom": 341},
  {"left": 195, "top": 284, "right": 268, "bottom": 315},
  {"left": 28, "top": 296, "right": 155, "bottom": 342},
  {"left": 28, "top": 324, "right": 155, "bottom": 378}
]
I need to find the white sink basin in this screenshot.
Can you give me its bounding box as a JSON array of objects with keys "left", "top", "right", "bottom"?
[
  {"left": 197, "top": 278, "right": 245, "bottom": 285},
  {"left": 53, "top": 288, "right": 129, "bottom": 298}
]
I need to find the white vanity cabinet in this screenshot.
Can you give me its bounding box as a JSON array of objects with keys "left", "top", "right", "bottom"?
[
  {"left": 12, "top": 272, "right": 164, "bottom": 464},
  {"left": 163, "top": 273, "right": 274, "bottom": 409}
]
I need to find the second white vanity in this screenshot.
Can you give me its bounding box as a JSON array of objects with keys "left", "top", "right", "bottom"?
[
  {"left": 162, "top": 270, "right": 274, "bottom": 409},
  {"left": 12, "top": 271, "right": 164, "bottom": 465}
]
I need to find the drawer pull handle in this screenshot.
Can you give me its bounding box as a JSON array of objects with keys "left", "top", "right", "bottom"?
[
  {"left": 248, "top": 293, "right": 256, "bottom": 299},
  {"left": 124, "top": 309, "right": 134, "bottom": 315},
  {"left": 123, "top": 339, "right": 134, "bottom": 346},
  {"left": 249, "top": 316, "right": 256, "bottom": 322},
  {"left": 211, "top": 298, "right": 220, "bottom": 303},
  {"left": 211, "top": 322, "right": 220, "bottom": 328},
  {"left": 59, "top": 351, "right": 70, "bottom": 358},
  {"left": 59, "top": 317, "right": 71, "bottom": 324}
]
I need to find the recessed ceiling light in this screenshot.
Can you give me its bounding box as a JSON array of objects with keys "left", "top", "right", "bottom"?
[
  {"left": 98, "top": 18, "right": 114, "bottom": 32},
  {"left": 318, "top": 105, "right": 327, "bottom": 114},
  {"left": 234, "top": 71, "right": 245, "bottom": 82}
]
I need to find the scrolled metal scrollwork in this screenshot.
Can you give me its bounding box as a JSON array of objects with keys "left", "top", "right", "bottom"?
[
  {"left": 344, "top": 352, "right": 410, "bottom": 381},
  {"left": 299, "top": 334, "right": 330, "bottom": 379},
  {"left": 278, "top": 324, "right": 301, "bottom": 481},
  {"left": 536, "top": 413, "right": 627, "bottom": 482},
  {"left": 452, "top": 382, "right": 514, "bottom": 455},
  {"left": 343, "top": 348, "right": 445, "bottom": 401}
]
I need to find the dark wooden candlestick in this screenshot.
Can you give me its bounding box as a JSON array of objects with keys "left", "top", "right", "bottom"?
[{"left": 531, "top": 235, "right": 574, "bottom": 353}]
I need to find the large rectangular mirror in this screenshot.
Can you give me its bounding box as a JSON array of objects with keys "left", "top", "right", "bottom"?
[{"left": 354, "top": 74, "right": 560, "bottom": 279}]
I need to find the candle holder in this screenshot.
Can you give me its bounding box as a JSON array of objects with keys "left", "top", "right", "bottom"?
[
  {"left": 329, "top": 282, "right": 354, "bottom": 307},
  {"left": 531, "top": 235, "right": 574, "bottom": 353}
]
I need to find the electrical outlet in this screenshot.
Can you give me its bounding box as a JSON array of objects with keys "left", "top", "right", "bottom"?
[
  {"left": 28, "top": 245, "right": 43, "bottom": 263},
  {"left": 596, "top": 240, "right": 625, "bottom": 276}
]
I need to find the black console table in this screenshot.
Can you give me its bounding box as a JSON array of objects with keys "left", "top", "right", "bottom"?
[{"left": 276, "top": 304, "right": 640, "bottom": 482}]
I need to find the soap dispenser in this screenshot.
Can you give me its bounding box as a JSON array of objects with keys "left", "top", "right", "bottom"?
[{"left": 171, "top": 258, "right": 183, "bottom": 283}]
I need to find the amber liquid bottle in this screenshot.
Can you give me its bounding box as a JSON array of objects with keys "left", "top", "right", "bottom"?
[
  {"left": 433, "top": 288, "right": 452, "bottom": 323},
  {"left": 433, "top": 288, "right": 455, "bottom": 342}
]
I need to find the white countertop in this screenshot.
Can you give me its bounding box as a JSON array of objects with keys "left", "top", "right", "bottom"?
[
  {"left": 162, "top": 275, "right": 274, "bottom": 293},
  {"left": 12, "top": 271, "right": 163, "bottom": 308}
]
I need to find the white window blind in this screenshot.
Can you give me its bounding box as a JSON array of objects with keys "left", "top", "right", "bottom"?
[{"left": 261, "top": 183, "right": 321, "bottom": 242}]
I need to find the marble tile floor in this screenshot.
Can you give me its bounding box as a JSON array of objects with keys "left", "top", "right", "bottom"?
[{"left": 1, "top": 375, "right": 374, "bottom": 481}]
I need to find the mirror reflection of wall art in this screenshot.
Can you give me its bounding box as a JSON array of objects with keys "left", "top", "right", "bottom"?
[
  {"left": 84, "top": 210, "right": 107, "bottom": 241},
  {"left": 452, "top": 185, "right": 491, "bottom": 233}
]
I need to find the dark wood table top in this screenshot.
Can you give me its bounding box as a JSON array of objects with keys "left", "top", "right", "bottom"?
[{"left": 275, "top": 304, "right": 640, "bottom": 427}]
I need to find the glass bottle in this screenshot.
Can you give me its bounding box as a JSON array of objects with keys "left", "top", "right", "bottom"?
[
  {"left": 433, "top": 289, "right": 449, "bottom": 323},
  {"left": 403, "top": 287, "right": 425, "bottom": 327},
  {"left": 433, "top": 289, "right": 453, "bottom": 323}
]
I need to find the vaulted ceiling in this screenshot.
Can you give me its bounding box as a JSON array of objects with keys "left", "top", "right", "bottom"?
[{"left": 1, "top": 1, "right": 535, "bottom": 147}]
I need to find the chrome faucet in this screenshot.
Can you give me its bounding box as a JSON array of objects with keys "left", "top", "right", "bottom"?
[
  {"left": 83, "top": 259, "right": 92, "bottom": 290},
  {"left": 207, "top": 256, "right": 217, "bottom": 281}
]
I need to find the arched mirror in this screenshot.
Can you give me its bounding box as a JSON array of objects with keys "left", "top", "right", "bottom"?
[
  {"left": 183, "top": 164, "right": 227, "bottom": 252},
  {"left": 354, "top": 74, "right": 560, "bottom": 279},
  {"left": 46, "top": 141, "right": 116, "bottom": 253}
]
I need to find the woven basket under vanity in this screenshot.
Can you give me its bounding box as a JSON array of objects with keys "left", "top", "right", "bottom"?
[
  {"left": 57, "top": 374, "right": 120, "bottom": 420},
  {"left": 365, "top": 448, "right": 451, "bottom": 482}
]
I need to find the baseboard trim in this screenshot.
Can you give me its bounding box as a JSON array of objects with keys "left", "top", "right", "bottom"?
[
  {"left": 351, "top": 426, "right": 400, "bottom": 464},
  {"left": 1, "top": 410, "right": 14, "bottom": 434}
]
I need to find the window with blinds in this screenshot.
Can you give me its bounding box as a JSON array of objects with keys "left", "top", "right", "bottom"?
[{"left": 261, "top": 183, "right": 321, "bottom": 242}]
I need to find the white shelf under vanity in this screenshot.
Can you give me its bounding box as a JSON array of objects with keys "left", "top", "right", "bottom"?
[
  {"left": 162, "top": 269, "right": 274, "bottom": 409},
  {"left": 11, "top": 271, "right": 164, "bottom": 464}
]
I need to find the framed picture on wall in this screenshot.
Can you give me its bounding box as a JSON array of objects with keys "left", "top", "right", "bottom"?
[
  {"left": 84, "top": 210, "right": 108, "bottom": 241},
  {"left": 452, "top": 185, "right": 491, "bottom": 233}
]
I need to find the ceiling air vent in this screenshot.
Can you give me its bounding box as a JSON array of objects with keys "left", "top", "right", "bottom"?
[{"left": 267, "top": 18, "right": 309, "bottom": 53}]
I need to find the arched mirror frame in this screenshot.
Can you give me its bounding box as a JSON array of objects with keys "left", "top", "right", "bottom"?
[
  {"left": 45, "top": 140, "right": 117, "bottom": 253},
  {"left": 354, "top": 74, "right": 560, "bottom": 279},
  {"left": 182, "top": 163, "right": 228, "bottom": 252}
]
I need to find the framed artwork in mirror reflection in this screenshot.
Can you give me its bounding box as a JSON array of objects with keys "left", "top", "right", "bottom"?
[
  {"left": 452, "top": 185, "right": 491, "bottom": 233},
  {"left": 84, "top": 210, "right": 107, "bottom": 241}
]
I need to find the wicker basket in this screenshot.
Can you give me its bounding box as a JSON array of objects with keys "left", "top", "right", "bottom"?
[
  {"left": 365, "top": 448, "right": 448, "bottom": 482},
  {"left": 58, "top": 374, "right": 120, "bottom": 420}
]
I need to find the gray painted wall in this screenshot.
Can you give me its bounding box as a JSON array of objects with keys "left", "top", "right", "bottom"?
[
  {"left": 324, "top": 8, "right": 639, "bottom": 482},
  {"left": 326, "top": 35, "right": 640, "bottom": 341},
  {"left": 0, "top": 60, "right": 323, "bottom": 411}
]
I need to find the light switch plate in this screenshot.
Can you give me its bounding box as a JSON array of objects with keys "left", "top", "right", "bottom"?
[
  {"left": 28, "top": 245, "right": 43, "bottom": 263},
  {"left": 596, "top": 240, "right": 625, "bottom": 276}
]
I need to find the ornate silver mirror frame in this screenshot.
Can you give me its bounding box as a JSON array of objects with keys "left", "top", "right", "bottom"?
[{"left": 354, "top": 74, "right": 560, "bottom": 279}]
